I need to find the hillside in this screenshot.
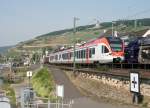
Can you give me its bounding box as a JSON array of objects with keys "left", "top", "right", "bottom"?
[{"left": 8, "top": 18, "right": 150, "bottom": 56}]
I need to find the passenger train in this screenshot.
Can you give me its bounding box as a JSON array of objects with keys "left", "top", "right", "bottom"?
[
  {"left": 48, "top": 36, "right": 124, "bottom": 64},
  {"left": 125, "top": 36, "right": 150, "bottom": 64}
]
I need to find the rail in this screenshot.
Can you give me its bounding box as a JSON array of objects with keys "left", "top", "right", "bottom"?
[{"left": 47, "top": 64, "right": 150, "bottom": 80}]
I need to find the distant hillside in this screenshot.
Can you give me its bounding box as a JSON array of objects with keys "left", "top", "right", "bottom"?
[
  {"left": 15, "top": 18, "right": 150, "bottom": 51},
  {"left": 36, "top": 24, "right": 95, "bottom": 39},
  {"left": 0, "top": 46, "right": 13, "bottom": 53},
  {"left": 36, "top": 18, "right": 150, "bottom": 38}
]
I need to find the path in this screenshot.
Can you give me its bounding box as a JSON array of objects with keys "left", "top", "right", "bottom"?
[{"left": 49, "top": 67, "right": 137, "bottom": 108}]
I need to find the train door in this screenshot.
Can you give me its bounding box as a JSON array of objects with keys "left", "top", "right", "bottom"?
[
  {"left": 100, "top": 45, "right": 113, "bottom": 63},
  {"left": 86, "top": 48, "right": 90, "bottom": 64}
]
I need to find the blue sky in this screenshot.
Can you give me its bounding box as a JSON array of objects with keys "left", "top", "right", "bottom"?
[{"left": 0, "top": 0, "right": 150, "bottom": 46}]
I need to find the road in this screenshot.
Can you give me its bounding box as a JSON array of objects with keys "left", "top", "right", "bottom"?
[{"left": 49, "top": 67, "right": 137, "bottom": 108}]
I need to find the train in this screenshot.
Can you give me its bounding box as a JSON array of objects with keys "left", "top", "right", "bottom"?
[
  {"left": 48, "top": 36, "right": 125, "bottom": 64},
  {"left": 42, "top": 28, "right": 150, "bottom": 66},
  {"left": 124, "top": 36, "right": 150, "bottom": 64}
]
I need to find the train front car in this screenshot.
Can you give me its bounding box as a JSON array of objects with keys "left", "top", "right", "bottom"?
[
  {"left": 138, "top": 37, "right": 150, "bottom": 64},
  {"left": 79, "top": 36, "right": 124, "bottom": 64},
  {"left": 106, "top": 36, "right": 124, "bottom": 63},
  {"left": 124, "top": 37, "right": 150, "bottom": 64}
]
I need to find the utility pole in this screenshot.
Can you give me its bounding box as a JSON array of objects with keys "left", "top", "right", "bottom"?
[
  {"left": 73, "top": 17, "right": 79, "bottom": 73},
  {"left": 112, "top": 21, "right": 115, "bottom": 37},
  {"left": 134, "top": 19, "right": 137, "bottom": 29}
]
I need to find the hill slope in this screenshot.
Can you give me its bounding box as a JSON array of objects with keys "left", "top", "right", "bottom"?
[{"left": 11, "top": 18, "right": 150, "bottom": 53}]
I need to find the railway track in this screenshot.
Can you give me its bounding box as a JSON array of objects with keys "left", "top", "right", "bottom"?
[{"left": 47, "top": 64, "right": 150, "bottom": 80}]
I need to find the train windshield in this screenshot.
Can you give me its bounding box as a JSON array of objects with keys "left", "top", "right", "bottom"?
[
  {"left": 141, "top": 46, "right": 150, "bottom": 60},
  {"left": 107, "top": 37, "right": 123, "bottom": 52}
]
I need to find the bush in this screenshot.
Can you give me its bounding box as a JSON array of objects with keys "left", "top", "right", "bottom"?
[
  {"left": 1, "top": 84, "right": 16, "bottom": 106},
  {"left": 32, "top": 67, "right": 54, "bottom": 98}
]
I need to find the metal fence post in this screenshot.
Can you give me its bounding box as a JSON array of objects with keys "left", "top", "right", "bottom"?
[
  {"left": 62, "top": 97, "right": 63, "bottom": 108},
  {"left": 36, "top": 103, "right": 38, "bottom": 108},
  {"left": 48, "top": 99, "right": 50, "bottom": 108}
]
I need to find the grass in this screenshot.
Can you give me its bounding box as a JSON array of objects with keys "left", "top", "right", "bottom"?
[
  {"left": 142, "top": 102, "right": 148, "bottom": 107},
  {"left": 96, "top": 65, "right": 110, "bottom": 72},
  {"left": 1, "top": 80, "right": 16, "bottom": 107},
  {"left": 31, "top": 67, "right": 55, "bottom": 99}
]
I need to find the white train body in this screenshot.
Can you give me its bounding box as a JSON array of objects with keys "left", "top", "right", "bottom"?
[{"left": 49, "top": 36, "right": 124, "bottom": 64}]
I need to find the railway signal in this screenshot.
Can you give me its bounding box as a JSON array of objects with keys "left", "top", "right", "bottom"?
[
  {"left": 130, "top": 72, "right": 140, "bottom": 93},
  {"left": 130, "top": 71, "right": 141, "bottom": 104}
]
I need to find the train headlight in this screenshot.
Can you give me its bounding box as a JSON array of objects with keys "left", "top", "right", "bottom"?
[{"left": 113, "top": 57, "right": 121, "bottom": 63}]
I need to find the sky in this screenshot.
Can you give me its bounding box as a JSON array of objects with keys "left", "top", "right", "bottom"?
[{"left": 0, "top": 0, "right": 150, "bottom": 46}]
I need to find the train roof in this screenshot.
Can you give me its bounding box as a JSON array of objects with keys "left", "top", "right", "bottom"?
[
  {"left": 127, "top": 36, "right": 150, "bottom": 47},
  {"left": 50, "top": 35, "right": 122, "bottom": 54},
  {"left": 82, "top": 35, "right": 122, "bottom": 46},
  {"left": 141, "top": 36, "right": 150, "bottom": 45}
]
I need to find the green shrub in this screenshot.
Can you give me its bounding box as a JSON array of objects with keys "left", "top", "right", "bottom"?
[{"left": 32, "top": 67, "right": 54, "bottom": 98}]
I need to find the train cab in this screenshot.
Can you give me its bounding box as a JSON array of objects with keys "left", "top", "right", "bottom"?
[
  {"left": 124, "top": 36, "right": 150, "bottom": 63},
  {"left": 104, "top": 36, "right": 124, "bottom": 63},
  {"left": 80, "top": 36, "right": 124, "bottom": 63}
]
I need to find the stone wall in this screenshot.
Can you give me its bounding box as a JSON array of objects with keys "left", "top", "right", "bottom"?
[{"left": 79, "top": 72, "right": 150, "bottom": 97}]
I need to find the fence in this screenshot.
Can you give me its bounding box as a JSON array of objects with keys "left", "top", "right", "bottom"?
[{"left": 22, "top": 99, "right": 74, "bottom": 108}]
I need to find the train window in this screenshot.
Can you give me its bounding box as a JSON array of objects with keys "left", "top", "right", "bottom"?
[
  {"left": 55, "top": 55, "right": 58, "bottom": 60},
  {"left": 78, "top": 51, "right": 81, "bottom": 59},
  {"left": 83, "top": 50, "right": 86, "bottom": 58},
  {"left": 79, "top": 50, "right": 81, "bottom": 58},
  {"left": 75, "top": 51, "right": 77, "bottom": 58},
  {"left": 69, "top": 53, "right": 71, "bottom": 59},
  {"left": 70, "top": 53, "right": 71, "bottom": 59},
  {"left": 89, "top": 48, "right": 95, "bottom": 58},
  {"left": 102, "top": 46, "right": 109, "bottom": 53},
  {"left": 77, "top": 51, "right": 79, "bottom": 59},
  {"left": 104, "top": 47, "right": 109, "bottom": 53},
  {"left": 68, "top": 53, "right": 70, "bottom": 59},
  {"left": 63, "top": 54, "right": 65, "bottom": 60},
  {"left": 62, "top": 53, "right": 68, "bottom": 60},
  {"left": 81, "top": 50, "right": 83, "bottom": 58},
  {"left": 66, "top": 53, "right": 68, "bottom": 59},
  {"left": 89, "top": 49, "right": 92, "bottom": 58},
  {"left": 76, "top": 51, "right": 77, "bottom": 59},
  {"left": 76, "top": 51, "right": 77, "bottom": 58},
  {"left": 59, "top": 54, "right": 61, "bottom": 60},
  {"left": 62, "top": 54, "right": 63, "bottom": 59},
  {"left": 109, "top": 39, "right": 122, "bottom": 52},
  {"left": 50, "top": 56, "right": 53, "bottom": 60},
  {"left": 142, "top": 47, "right": 150, "bottom": 60},
  {"left": 67, "top": 53, "right": 70, "bottom": 59},
  {"left": 71, "top": 52, "right": 73, "bottom": 58},
  {"left": 92, "top": 48, "right": 95, "bottom": 54},
  {"left": 80, "top": 50, "right": 82, "bottom": 59},
  {"left": 67, "top": 53, "right": 69, "bottom": 59},
  {"left": 71, "top": 52, "right": 77, "bottom": 59},
  {"left": 65, "top": 53, "right": 67, "bottom": 59}
]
